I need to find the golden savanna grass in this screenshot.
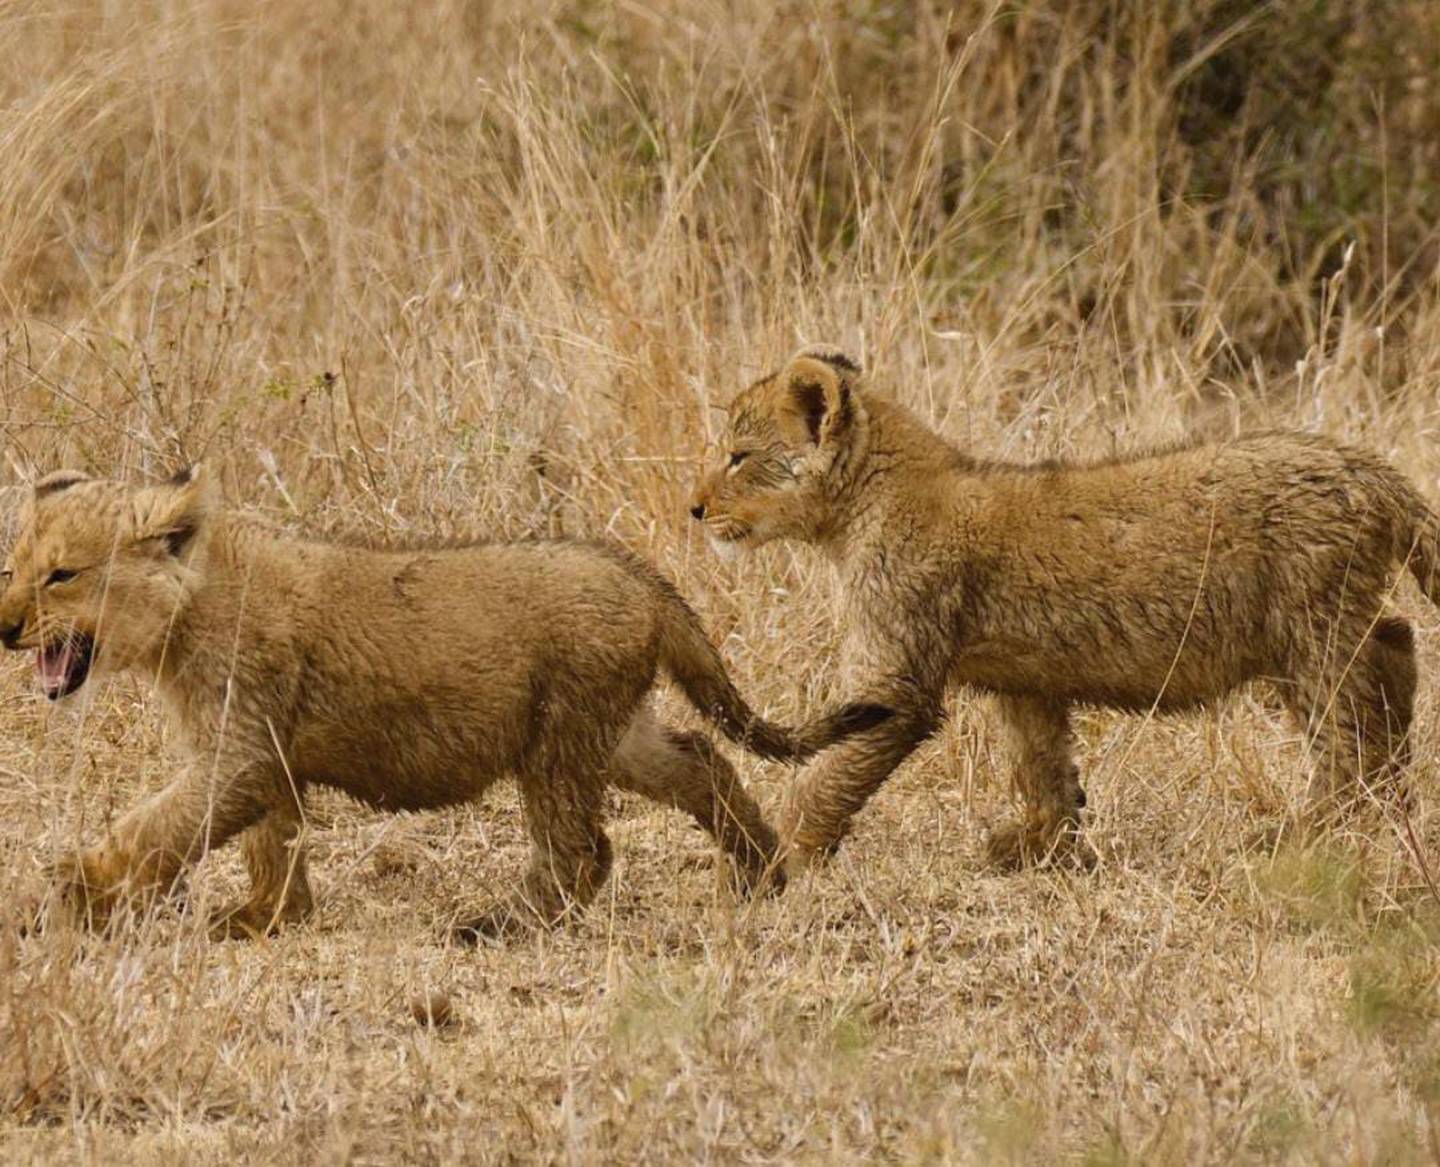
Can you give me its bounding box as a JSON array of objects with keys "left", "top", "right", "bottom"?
[{"left": 3, "top": 0, "right": 1440, "bottom": 1161}]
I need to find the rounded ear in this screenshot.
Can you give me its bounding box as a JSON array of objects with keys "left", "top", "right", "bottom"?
[
  {"left": 134, "top": 463, "right": 215, "bottom": 557},
  {"left": 781, "top": 355, "right": 855, "bottom": 447},
  {"left": 795, "top": 346, "right": 863, "bottom": 377},
  {"left": 33, "top": 469, "right": 91, "bottom": 500}
]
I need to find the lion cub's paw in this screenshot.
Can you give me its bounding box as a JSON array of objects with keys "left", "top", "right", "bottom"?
[
  {"left": 208, "top": 900, "right": 308, "bottom": 942},
  {"left": 983, "top": 822, "right": 1030, "bottom": 871},
  {"left": 779, "top": 829, "right": 847, "bottom": 879},
  {"left": 731, "top": 858, "right": 789, "bottom": 900},
  {"left": 42, "top": 853, "right": 116, "bottom": 931},
  {"left": 451, "top": 906, "right": 538, "bottom": 946},
  {"left": 985, "top": 820, "right": 1096, "bottom": 872},
  {"left": 780, "top": 847, "right": 823, "bottom": 880},
  {"left": 209, "top": 909, "right": 267, "bottom": 942}
]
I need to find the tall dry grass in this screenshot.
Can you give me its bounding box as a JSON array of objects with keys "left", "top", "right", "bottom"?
[{"left": 3, "top": 0, "right": 1440, "bottom": 1161}]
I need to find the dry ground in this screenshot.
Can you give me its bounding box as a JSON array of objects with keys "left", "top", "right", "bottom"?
[{"left": 3, "top": 1, "right": 1440, "bottom": 1162}]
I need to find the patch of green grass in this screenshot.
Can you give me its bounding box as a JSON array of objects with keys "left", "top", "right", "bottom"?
[
  {"left": 609, "top": 970, "right": 712, "bottom": 1055},
  {"left": 1080, "top": 1127, "right": 1130, "bottom": 1167},
  {"left": 1246, "top": 1095, "right": 1309, "bottom": 1159},
  {"left": 976, "top": 1096, "right": 1045, "bottom": 1163},
  {"left": 1256, "top": 842, "right": 1367, "bottom": 935},
  {"left": 1346, "top": 925, "right": 1439, "bottom": 1036}
]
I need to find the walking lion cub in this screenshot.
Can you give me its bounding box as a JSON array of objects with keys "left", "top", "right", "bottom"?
[
  {"left": 0, "top": 467, "right": 886, "bottom": 939},
  {"left": 690, "top": 346, "right": 1438, "bottom": 868}
]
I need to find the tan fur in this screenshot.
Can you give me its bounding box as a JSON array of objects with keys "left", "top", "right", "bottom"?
[
  {"left": 690, "top": 346, "right": 1440, "bottom": 868},
  {"left": 0, "top": 468, "right": 887, "bottom": 939}
]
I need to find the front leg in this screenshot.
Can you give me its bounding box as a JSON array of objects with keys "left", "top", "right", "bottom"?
[
  {"left": 210, "top": 793, "right": 314, "bottom": 940},
  {"left": 780, "top": 687, "right": 943, "bottom": 867},
  {"left": 781, "top": 615, "right": 950, "bottom": 866},
  {"left": 985, "top": 694, "right": 1094, "bottom": 870},
  {"left": 51, "top": 759, "right": 280, "bottom": 931}
]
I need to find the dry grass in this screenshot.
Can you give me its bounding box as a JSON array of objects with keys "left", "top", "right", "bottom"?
[{"left": 3, "top": 1, "right": 1440, "bottom": 1161}]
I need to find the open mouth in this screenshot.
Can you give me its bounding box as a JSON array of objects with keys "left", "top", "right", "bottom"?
[{"left": 35, "top": 632, "right": 95, "bottom": 700}]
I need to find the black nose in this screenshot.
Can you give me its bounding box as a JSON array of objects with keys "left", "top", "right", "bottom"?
[
  {"left": 0, "top": 621, "right": 22, "bottom": 650},
  {"left": 689, "top": 503, "right": 706, "bottom": 521}
]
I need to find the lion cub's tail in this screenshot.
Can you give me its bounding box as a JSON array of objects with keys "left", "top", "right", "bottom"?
[{"left": 645, "top": 568, "right": 890, "bottom": 762}]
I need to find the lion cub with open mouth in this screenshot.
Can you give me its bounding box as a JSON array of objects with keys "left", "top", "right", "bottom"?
[
  {"left": 0, "top": 466, "right": 887, "bottom": 939},
  {"left": 690, "top": 346, "right": 1438, "bottom": 869}
]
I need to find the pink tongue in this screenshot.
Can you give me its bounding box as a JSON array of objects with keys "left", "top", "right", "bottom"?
[{"left": 36, "top": 642, "right": 75, "bottom": 689}]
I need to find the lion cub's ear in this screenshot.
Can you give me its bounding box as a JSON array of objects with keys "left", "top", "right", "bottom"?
[
  {"left": 780, "top": 351, "right": 857, "bottom": 447},
  {"left": 33, "top": 469, "right": 92, "bottom": 500},
  {"left": 132, "top": 464, "right": 215, "bottom": 557},
  {"left": 795, "top": 346, "right": 863, "bottom": 377}
]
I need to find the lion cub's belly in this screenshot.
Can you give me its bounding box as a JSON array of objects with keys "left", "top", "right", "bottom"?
[
  {"left": 289, "top": 689, "right": 529, "bottom": 811},
  {"left": 952, "top": 635, "right": 1259, "bottom": 712}
]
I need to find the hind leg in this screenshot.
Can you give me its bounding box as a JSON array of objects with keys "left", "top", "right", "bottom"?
[
  {"left": 1363, "top": 617, "right": 1418, "bottom": 805},
  {"left": 609, "top": 706, "right": 784, "bottom": 898},
  {"left": 210, "top": 794, "right": 314, "bottom": 940},
  {"left": 1286, "top": 616, "right": 1416, "bottom": 824},
  {"left": 986, "top": 695, "right": 1094, "bottom": 870},
  {"left": 454, "top": 737, "right": 614, "bottom": 943}
]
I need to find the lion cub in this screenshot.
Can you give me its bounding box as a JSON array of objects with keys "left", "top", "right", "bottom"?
[
  {"left": 690, "top": 346, "right": 1439, "bottom": 868},
  {"left": 0, "top": 467, "right": 887, "bottom": 939}
]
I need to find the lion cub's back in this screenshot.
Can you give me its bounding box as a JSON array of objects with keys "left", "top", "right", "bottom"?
[{"left": 313, "top": 537, "right": 660, "bottom": 664}]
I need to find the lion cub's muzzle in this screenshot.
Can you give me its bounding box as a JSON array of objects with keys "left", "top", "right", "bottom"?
[{"left": 689, "top": 508, "right": 747, "bottom": 562}]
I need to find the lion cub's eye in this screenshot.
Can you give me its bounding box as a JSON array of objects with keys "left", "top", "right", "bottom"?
[
  {"left": 45, "top": 568, "right": 78, "bottom": 587},
  {"left": 726, "top": 451, "right": 750, "bottom": 472}
]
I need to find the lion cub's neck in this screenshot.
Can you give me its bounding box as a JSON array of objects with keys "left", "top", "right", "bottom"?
[
  {"left": 821, "top": 393, "right": 976, "bottom": 561},
  {"left": 152, "top": 512, "right": 305, "bottom": 691}
]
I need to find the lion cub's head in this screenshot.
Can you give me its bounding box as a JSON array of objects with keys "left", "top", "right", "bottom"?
[
  {"left": 689, "top": 346, "right": 863, "bottom": 556},
  {"left": 0, "top": 467, "right": 211, "bottom": 699}
]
